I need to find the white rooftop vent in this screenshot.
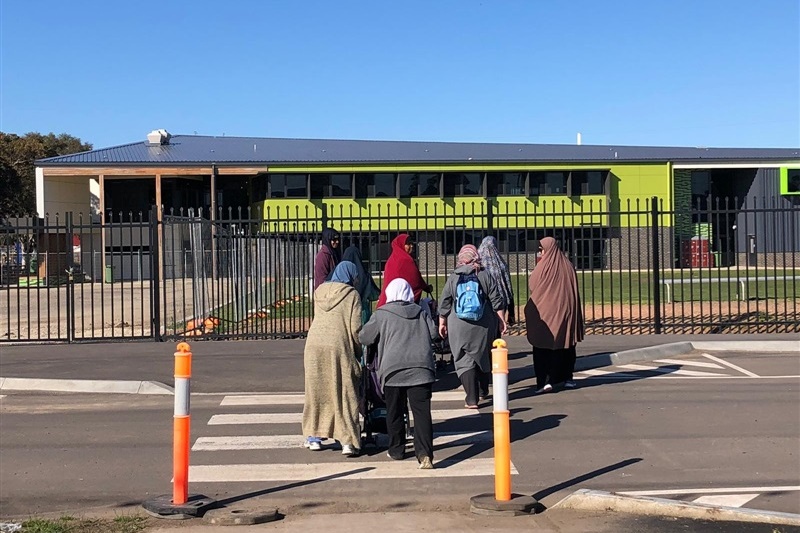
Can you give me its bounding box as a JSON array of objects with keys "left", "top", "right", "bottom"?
[{"left": 146, "top": 129, "right": 171, "bottom": 145}]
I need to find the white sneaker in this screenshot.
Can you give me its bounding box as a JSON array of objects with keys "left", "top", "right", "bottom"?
[
  {"left": 304, "top": 439, "right": 322, "bottom": 451},
  {"left": 418, "top": 456, "right": 433, "bottom": 469},
  {"left": 341, "top": 444, "right": 358, "bottom": 456},
  {"left": 534, "top": 384, "right": 553, "bottom": 394}
]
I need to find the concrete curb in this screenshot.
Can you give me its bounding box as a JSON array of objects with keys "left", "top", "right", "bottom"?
[
  {"left": 575, "top": 340, "right": 799, "bottom": 372},
  {"left": 691, "top": 340, "right": 799, "bottom": 353},
  {"left": 554, "top": 489, "right": 800, "bottom": 526},
  {"left": 0, "top": 377, "right": 174, "bottom": 395}
]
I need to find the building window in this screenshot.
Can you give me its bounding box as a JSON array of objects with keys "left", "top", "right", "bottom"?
[
  {"left": 310, "top": 174, "right": 353, "bottom": 198},
  {"left": 441, "top": 228, "right": 484, "bottom": 255},
  {"left": 786, "top": 169, "right": 800, "bottom": 194},
  {"left": 268, "top": 174, "right": 308, "bottom": 198},
  {"left": 355, "top": 173, "right": 397, "bottom": 198},
  {"left": 530, "top": 172, "right": 568, "bottom": 195},
  {"left": 398, "top": 173, "right": 440, "bottom": 198},
  {"left": 498, "top": 229, "right": 527, "bottom": 252},
  {"left": 571, "top": 171, "right": 608, "bottom": 196},
  {"left": 487, "top": 173, "right": 526, "bottom": 196},
  {"left": 443, "top": 173, "right": 483, "bottom": 197}
]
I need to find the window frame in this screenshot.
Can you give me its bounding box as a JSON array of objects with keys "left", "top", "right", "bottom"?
[
  {"left": 529, "top": 171, "right": 569, "bottom": 196},
  {"left": 310, "top": 173, "right": 355, "bottom": 199},
  {"left": 397, "top": 172, "right": 442, "bottom": 198},
  {"left": 443, "top": 172, "right": 484, "bottom": 197},
  {"left": 487, "top": 172, "right": 527, "bottom": 197},
  {"left": 569, "top": 170, "right": 609, "bottom": 196},
  {"left": 354, "top": 173, "right": 398, "bottom": 198},
  {"left": 267, "top": 173, "right": 309, "bottom": 199}
]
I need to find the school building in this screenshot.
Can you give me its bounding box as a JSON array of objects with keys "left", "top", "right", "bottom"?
[{"left": 35, "top": 130, "right": 800, "bottom": 278}]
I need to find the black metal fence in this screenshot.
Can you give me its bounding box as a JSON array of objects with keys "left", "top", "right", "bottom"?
[{"left": 1, "top": 197, "right": 797, "bottom": 343}]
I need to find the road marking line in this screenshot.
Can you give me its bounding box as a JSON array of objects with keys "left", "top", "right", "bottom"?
[
  {"left": 192, "top": 431, "right": 491, "bottom": 451},
  {"left": 617, "top": 364, "right": 727, "bottom": 377},
  {"left": 188, "top": 458, "right": 515, "bottom": 482},
  {"left": 700, "top": 353, "right": 760, "bottom": 378},
  {"left": 208, "top": 409, "right": 484, "bottom": 425},
  {"left": 576, "top": 369, "right": 644, "bottom": 379},
  {"left": 220, "top": 390, "right": 470, "bottom": 407},
  {"left": 692, "top": 494, "right": 759, "bottom": 508},
  {"left": 618, "top": 485, "right": 800, "bottom": 497},
  {"left": 653, "top": 358, "right": 724, "bottom": 369}
]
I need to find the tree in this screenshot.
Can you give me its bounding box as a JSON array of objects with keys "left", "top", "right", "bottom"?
[{"left": 0, "top": 132, "right": 92, "bottom": 217}]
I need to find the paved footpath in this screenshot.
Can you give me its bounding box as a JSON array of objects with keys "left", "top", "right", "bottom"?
[{"left": 1, "top": 333, "right": 796, "bottom": 393}]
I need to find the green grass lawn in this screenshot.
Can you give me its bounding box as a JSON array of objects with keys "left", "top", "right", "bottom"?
[
  {"left": 200, "top": 268, "right": 800, "bottom": 328},
  {"left": 432, "top": 268, "right": 800, "bottom": 305}
]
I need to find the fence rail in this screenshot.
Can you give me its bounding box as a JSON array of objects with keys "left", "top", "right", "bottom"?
[{"left": 1, "top": 197, "right": 797, "bottom": 343}]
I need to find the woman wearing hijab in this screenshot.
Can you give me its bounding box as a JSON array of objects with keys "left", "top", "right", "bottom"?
[
  {"left": 525, "top": 237, "right": 585, "bottom": 393},
  {"left": 377, "top": 234, "right": 432, "bottom": 307},
  {"left": 313, "top": 228, "right": 341, "bottom": 291},
  {"left": 342, "top": 244, "right": 380, "bottom": 324},
  {"left": 438, "top": 245, "right": 508, "bottom": 408},
  {"left": 359, "top": 278, "right": 438, "bottom": 469},
  {"left": 478, "top": 236, "right": 515, "bottom": 327},
  {"left": 303, "top": 261, "right": 363, "bottom": 456}
]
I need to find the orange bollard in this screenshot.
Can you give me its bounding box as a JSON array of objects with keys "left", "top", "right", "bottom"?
[
  {"left": 491, "top": 338, "right": 511, "bottom": 501},
  {"left": 173, "top": 342, "right": 192, "bottom": 505}
]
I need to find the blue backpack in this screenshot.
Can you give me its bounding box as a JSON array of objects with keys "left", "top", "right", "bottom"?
[{"left": 455, "top": 272, "right": 485, "bottom": 321}]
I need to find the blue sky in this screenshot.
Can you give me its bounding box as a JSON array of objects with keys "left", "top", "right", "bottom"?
[{"left": 1, "top": 0, "right": 798, "bottom": 149}]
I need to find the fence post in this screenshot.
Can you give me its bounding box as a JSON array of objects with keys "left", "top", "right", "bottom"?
[
  {"left": 651, "top": 197, "right": 662, "bottom": 334},
  {"left": 487, "top": 199, "right": 494, "bottom": 234},
  {"left": 150, "top": 205, "right": 162, "bottom": 342},
  {"left": 65, "top": 212, "right": 74, "bottom": 343}
]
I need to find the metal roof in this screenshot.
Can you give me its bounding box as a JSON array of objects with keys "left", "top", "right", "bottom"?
[{"left": 36, "top": 135, "right": 800, "bottom": 166}]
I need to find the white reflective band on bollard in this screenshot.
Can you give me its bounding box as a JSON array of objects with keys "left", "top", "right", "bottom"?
[
  {"left": 174, "top": 378, "right": 191, "bottom": 417},
  {"left": 493, "top": 373, "right": 508, "bottom": 412}
]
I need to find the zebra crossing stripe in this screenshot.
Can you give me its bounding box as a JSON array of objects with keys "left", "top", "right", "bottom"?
[
  {"left": 220, "top": 390, "right": 471, "bottom": 407},
  {"left": 692, "top": 494, "right": 760, "bottom": 508},
  {"left": 618, "top": 486, "right": 800, "bottom": 497},
  {"left": 188, "top": 458, "right": 516, "bottom": 482},
  {"left": 575, "top": 369, "right": 642, "bottom": 379},
  {"left": 208, "top": 409, "right": 486, "bottom": 425},
  {"left": 192, "top": 431, "right": 492, "bottom": 451},
  {"left": 221, "top": 394, "right": 304, "bottom": 406},
  {"left": 617, "top": 364, "right": 728, "bottom": 377},
  {"left": 653, "top": 358, "right": 724, "bottom": 369}
]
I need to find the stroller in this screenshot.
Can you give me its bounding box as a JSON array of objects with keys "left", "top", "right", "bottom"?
[
  {"left": 361, "top": 344, "right": 387, "bottom": 447},
  {"left": 420, "top": 292, "right": 451, "bottom": 370}
]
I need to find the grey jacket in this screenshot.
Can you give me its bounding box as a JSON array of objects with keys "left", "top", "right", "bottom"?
[{"left": 358, "top": 301, "right": 438, "bottom": 389}]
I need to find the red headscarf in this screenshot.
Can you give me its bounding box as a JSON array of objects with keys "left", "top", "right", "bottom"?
[
  {"left": 377, "top": 234, "right": 428, "bottom": 307},
  {"left": 525, "top": 237, "right": 584, "bottom": 349}
]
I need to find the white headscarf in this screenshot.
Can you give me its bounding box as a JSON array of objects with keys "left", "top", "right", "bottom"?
[{"left": 385, "top": 278, "right": 415, "bottom": 303}]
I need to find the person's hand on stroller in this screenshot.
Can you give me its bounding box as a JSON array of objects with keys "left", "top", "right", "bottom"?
[
  {"left": 425, "top": 283, "right": 434, "bottom": 294},
  {"left": 438, "top": 316, "right": 448, "bottom": 339}
]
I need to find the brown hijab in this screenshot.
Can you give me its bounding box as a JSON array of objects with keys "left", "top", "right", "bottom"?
[{"left": 525, "top": 237, "right": 584, "bottom": 349}]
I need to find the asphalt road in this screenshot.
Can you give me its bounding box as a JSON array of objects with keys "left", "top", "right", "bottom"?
[
  {"left": 1, "top": 350, "right": 798, "bottom": 525},
  {"left": 1, "top": 333, "right": 796, "bottom": 393}
]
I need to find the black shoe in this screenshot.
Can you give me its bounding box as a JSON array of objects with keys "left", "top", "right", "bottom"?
[{"left": 387, "top": 451, "right": 404, "bottom": 460}]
